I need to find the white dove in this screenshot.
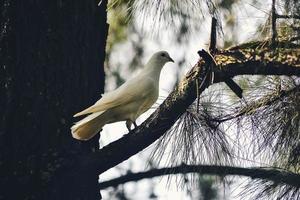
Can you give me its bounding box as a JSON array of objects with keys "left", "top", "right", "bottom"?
[{"left": 71, "top": 51, "right": 174, "bottom": 141}]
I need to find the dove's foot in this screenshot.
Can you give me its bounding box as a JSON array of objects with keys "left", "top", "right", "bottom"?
[
  {"left": 126, "top": 120, "right": 138, "bottom": 132},
  {"left": 133, "top": 121, "right": 138, "bottom": 128},
  {"left": 126, "top": 120, "right": 132, "bottom": 132}
]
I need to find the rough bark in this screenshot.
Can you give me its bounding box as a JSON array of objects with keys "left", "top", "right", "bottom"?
[
  {"left": 2, "top": 1, "right": 300, "bottom": 197},
  {"left": 65, "top": 53, "right": 211, "bottom": 178},
  {"left": 70, "top": 46, "right": 300, "bottom": 179},
  {"left": 0, "top": 0, "right": 108, "bottom": 199}
]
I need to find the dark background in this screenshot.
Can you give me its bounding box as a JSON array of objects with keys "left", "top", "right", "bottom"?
[{"left": 1, "top": 1, "right": 108, "bottom": 199}]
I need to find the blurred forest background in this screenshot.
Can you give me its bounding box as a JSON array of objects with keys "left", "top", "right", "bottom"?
[
  {"left": 1, "top": 0, "right": 300, "bottom": 200},
  {"left": 102, "top": 0, "right": 300, "bottom": 198}
]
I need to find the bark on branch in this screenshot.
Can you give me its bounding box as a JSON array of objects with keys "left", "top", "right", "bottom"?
[
  {"left": 276, "top": 14, "right": 300, "bottom": 20},
  {"left": 215, "top": 46, "right": 300, "bottom": 79},
  {"left": 99, "top": 164, "right": 300, "bottom": 189},
  {"left": 221, "top": 60, "right": 300, "bottom": 78},
  {"left": 63, "top": 46, "right": 300, "bottom": 185},
  {"left": 72, "top": 54, "right": 210, "bottom": 176}
]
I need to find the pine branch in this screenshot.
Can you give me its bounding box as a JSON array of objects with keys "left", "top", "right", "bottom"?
[
  {"left": 53, "top": 45, "right": 300, "bottom": 194},
  {"left": 63, "top": 47, "right": 300, "bottom": 177},
  {"left": 291, "top": 36, "right": 300, "bottom": 42},
  {"left": 67, "top": 51, "right": 211, "bottom": 176},
  {"left": 220, "top": 60, "right": 300, "bottom": 77},
  {"left": 276, "top": 14, "right": 300, "bottom": 20},
  {"left": 99, "top": 164, "right": 300, "bottom": 189},
  {"left": 271, "top": 0, "right": 277, "bottom": 46},
  {"left": 209, "top": 17, "right": 217, "bottom": 54},
  {"left": 215, "top": 46, "right": 300, "bottom": 78},
  {"left": 213, "top": 85, "right": 300, "bottom": 123}
]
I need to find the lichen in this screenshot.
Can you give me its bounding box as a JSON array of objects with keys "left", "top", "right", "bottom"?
[{"left": 216, "top": 42, "right": 300, "bottom": 68}]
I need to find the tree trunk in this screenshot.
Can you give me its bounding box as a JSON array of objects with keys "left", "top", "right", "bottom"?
[{"left": 0, "top": 0, "right": 108, "bottom": 199}]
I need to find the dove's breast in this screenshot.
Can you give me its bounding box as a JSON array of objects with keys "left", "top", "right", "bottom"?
[
  {"left": 103, "top": 80, "right": 158, "bottom": 124},
  {"left": 136, "top": 81, "right": 159, "bottom": 118}
]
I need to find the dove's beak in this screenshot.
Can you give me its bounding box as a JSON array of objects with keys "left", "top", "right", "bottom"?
[{"left": 168, "top": 56, "right": 174, "bottom": 63}]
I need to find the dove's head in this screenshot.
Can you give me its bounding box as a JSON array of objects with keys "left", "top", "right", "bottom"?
[
  {"left": 147, "top": 51, "right": 174, "bottom": 68},
  {"left": 144, "top": 51, "right": 174, "bottom": 73},
  {"left": 153, "top": 51, "right": 174, "bottom": 64}
]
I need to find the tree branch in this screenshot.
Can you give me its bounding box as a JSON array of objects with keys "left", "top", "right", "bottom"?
[
  {"left": 213, "top": 85, "right": 300, "bottom": 123},
  {"left": 221, "top": 60, "right": 300, "bottom": 78},
  {"left": 64, "top": 46, "right": 300, "bottom": 181},
  {"left": 209, "top": 17, "right": 217, "bottom": 54},
  {"left": 276, "top": 14, "right": 300, "bottom": 20},
  {"left": 215, "top": 47, "right": 300, "bottom": 78},
  {"left": 291, "top": 36, "right": 300, "bottom": 42},
  {"left": 271, "top": 0, "right": 277, "bottom": 46},
  {"left": 72, "top": 52, "right": 211, "bottom": 176},
  {"left": 99, "top": 164, "right": 300, "bottom": 189}
]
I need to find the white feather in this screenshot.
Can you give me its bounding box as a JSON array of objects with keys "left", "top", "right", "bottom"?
[{"left": 71, "top": 51, "right": 174, "bottom": 140}]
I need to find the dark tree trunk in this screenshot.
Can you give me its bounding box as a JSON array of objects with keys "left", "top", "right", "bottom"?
[{"left": 0, "top": 0, "right": 108, "bottom": 199}]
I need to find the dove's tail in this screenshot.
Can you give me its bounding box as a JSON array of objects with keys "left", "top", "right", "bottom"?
[{"left": 71, "top": 111, "right": 106, "bottom": 141}]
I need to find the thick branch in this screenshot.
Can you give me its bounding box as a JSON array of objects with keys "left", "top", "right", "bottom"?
[
  {"left": 65, "top": 47, "right": 300, "bottom": 178},
  {"left": 214, "top": 45, "right": 300, "bottom": 80},
  {"left": 215, "top": 47, "right": 300, "bottom": 78},
  {"left": 71, "top": 54, "right": 210, "bottom": 176},
  {"left": 291, "top": 36, "right": 300, "bottom": 42},
  {"left": 99, "top": 164, "right": 300, "bottom": 189},
  {"left": 222, "top": 60, "right": 300, "bottom": 78},
  {"left": 276, "top": 14, "right": 300, "bottom": 20}
]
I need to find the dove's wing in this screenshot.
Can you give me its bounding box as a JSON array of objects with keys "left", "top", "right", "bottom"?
[{"left": 74, "top": 75, "right": 157, "bottom": 117}]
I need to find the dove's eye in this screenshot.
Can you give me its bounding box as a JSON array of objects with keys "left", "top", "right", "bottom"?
[{"left": 161, "top": 53, "right": 166, "bottom": 57}]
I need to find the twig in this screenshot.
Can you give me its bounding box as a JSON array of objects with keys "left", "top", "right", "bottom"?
[
  {"left": 271, "top": 0, "right": 277, "bottom": 47},
  {"left": 99, "top": 164, "right": 300, "bottom": 189},
  {"left": 291, "top": 26, "right": 300, "bottom": 31},
  {"left": 196, "top": 17, "right": 218, "bottom": 113},
  {"left": 198, "top": 50, "right": 243, "bottom": 98},
  {"left": 290, "top": 36, "right": 300, "bottom": 42},
  {"left": 209, "top": 17, "right": 217, "bottom": 55},
  {"left": 213, "top": 86, "right": 300, "bottom": 123},
  {"left": 196, "top": 79, "right": 200, "bottom": 113}
]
